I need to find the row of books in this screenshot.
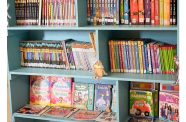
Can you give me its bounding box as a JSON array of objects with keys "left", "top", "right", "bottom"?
[
  {"left": 20, "top": 39, "right": 97, "bottom": 70},
  {"left": 129, "top": 82, "right": 179, "bottom": 122},
  {"left": 108, "top": 39, "right": 177, "bottom": 74},
  {"left": 87, "top": 0, "right": 177, "bottom": 26},
  {"left": 30, "top": 76, "right": 117, "bottom": 112},
  {"left": 16, "top": 105, "right": 117, "bottom": 121},
  {"left": 15, "top": 0, "right": 76, "bottom": 26}
]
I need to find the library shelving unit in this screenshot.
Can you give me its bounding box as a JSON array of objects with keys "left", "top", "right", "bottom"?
[{"left": 7, "top": 0, "right": 178, "bottom": 122}]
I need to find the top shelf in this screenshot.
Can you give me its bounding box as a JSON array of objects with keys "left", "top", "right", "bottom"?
[{"left": 7, "top": 25, "right": 178, "bottom": 31}]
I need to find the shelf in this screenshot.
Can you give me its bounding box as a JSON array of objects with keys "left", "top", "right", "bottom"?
[
  {"left": 7, "top": 25, "right": 178, "bottom": 31},
  {"left": 9, "top": 67, "right": 176, "bottom": 83},
  {"left": 13, "top": 113, "right": 92, "bottom": 122}
]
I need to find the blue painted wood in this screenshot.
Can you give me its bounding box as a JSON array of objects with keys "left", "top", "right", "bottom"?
[{"left": 74, "top": 78, "right": 116, "bottom": 85}]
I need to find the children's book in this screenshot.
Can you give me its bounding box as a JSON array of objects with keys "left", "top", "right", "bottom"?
[
  {"left": 50, "top": 76, "right": 73, "bottom": 107},
  {"left": 129, "top": 117, "right": 153, "bottom": 122},
  {"left": 159, "top": 91, "right": 179, "bottom": 122},
  {"left": 30, "top": 76, "right": 50, "bottom": 106},
  {"left": 111, "top": 85, "right": 117, "bottom": 112},
  {"left": 130, "top": 82, "right": 155, "bottom": 91},
  {"left": 42, "top": 106, "right": 78, "bottom": 118},
  {"left": 160, "top": 83, "right": 179, "bottom": 92},
  {"left": 73, "top": 83, "right": 94, "bottom": 110},
  {"left": 69, "top": 109, "right": 101, "bottom": 120},
  {"left": 94, "top": 84, "right": 112, "bottom": 111},
  {"left": 16, "top": 105, "right": 49, "bottom": 116},
  {"left": 130, "top": 90, "right": 158, "bottom": 117},
  {"left": 96, "top": 112, "right": 117, "bottom": 122}
]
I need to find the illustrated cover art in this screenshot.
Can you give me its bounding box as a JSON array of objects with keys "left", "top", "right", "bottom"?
[
  {"left": 159, "top": 91, "right": 179, "bottom": 122},
  {"left": 42, "top": 106, "right": 78, "bottom": 118},
  {"left": 30, "top": 76, "right": 50, "bottom": 106},
  {"left": 50, "top": 76, "right": 73, "bottom": 107},
  {"left": 96, "top": 112, "right": 117, "bottom": 122},
  {"left": 69, "top": 110, "right": 101, "bottom": 120},
  {"left": 130, "top": 90, "right": 155, "bottom": 117},
  {"left": 94, "top": 84, "right": 112, "bottom": 111},
  {"left": 73, "top": 83, "right": 94, "bottom": 110},
  {"left": 16, "top": 105, "right": 49, "bottom": 116}
]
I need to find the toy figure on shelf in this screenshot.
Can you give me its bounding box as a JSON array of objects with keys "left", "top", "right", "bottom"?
[
  {"left": 93, "top": 60, "right": 107, "bottom": 80},
  {"left": 173, "top": 56, "right": 179, "bottom": 84}
]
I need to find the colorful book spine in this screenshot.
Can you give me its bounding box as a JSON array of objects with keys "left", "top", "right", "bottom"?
[
  {"left": 155, "top": 0, "right": 159, "bottom": 25},
  {"left": 151, "top": 0, "right": 155, "bottom": 25},
  {"left": 138, "top": 0, "right": 145, "bottom": 24},
  {"left": 87, "top": 84, "right": 95, "bottom": 110},
  {"left": 120, "top": 0, "right": 124, "bottom": 24},
  {"left": 164, "top": 0, "right": 170, "bottom": 25},
  {"left": 138, "top": 41, "right": 144, "bottom": 74},
  {"left": 172, "top": 0, "right": 177, "bottom": 25},
  {"left": 144, "top": 0, "right": 151, "bottom": 24},
  {"left": 130, "top": 0, "right": 139, "bottom": 24},
  {"left": 134, "top": 41, "right": 140, "bottom": 73},
  {"left": 124, "top": 0, "right": 129, "bottom": 24},
  {"left": 123, "top": 41, "right": 128, "bottom": 72}
]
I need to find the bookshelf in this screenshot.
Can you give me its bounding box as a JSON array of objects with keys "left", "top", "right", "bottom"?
[{"left": 7, "top": 0, "right": 178, "bottom": 122}]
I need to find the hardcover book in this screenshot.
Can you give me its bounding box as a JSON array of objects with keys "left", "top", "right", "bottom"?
[
  {"left": 69, "top": 110, "right": 101, "bottom": 120},
  {"left": 16, "top": 105, "right": 49, "bottom": 116},
  {"left": 94, "top": 84, "right": 112, "bottom": 111},
  {"left": 30, "top": 76, "right": 50, "bottom": 106},
  {"left": 73, "top": 83, "right": 94, "bottom": 110},
  {"left": 96, "top": 112, "right": 117, "bottom": 122},
  {"left": 42, "top": 106, "right": 78, "bottom": 118},
  {"left": 50, "top": 76, "right": 73, "bottom": 107},
  {"left": 159, "top": 92, "right": 179, "bottom": 122}
]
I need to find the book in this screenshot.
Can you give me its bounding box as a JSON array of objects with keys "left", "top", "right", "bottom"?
[
  {"left": 160, "top": 83, "right": 179, "bottom": 92},
  {"left": 151, "top": 0, "right": 155, "bottom": 24},
  {"left": 130, "top": 90, "right": 158, "bottom": 117},
  {"left": 124, "top": 0, "right": 129, "bottom": 24},
  {"left": 159, "top": 92, "right": 179, "bottom": 122},
  {"left": 164, "top": 0, "right": 170, "bottom": 25},
  {"left": 16, "top": 104, "right": 49, "bottom": 116},
  {"left": 154, "top": 0, "right": 159, "bottom": 25},
  {"left": 30, "top": 76, "right": 50, "bottom": 106},
  {"left": 96, "top": 112, "right": 117, "bottom": 122},
  {"left": 42, "top": 106, "right": 78, "bottom": 118},
  {"left": 111, "top": 85, "right": 117, "bottom": 112},
  {"left": 144, "top": 0, "right": 151, "bottom": 24},
  {"left": 69, "top": 110, "right": 101, "bottom": 120},
  {"left": 94, "top": 84, "right": 112, "bottom": 111},
  {"left": 138, "top": 0, "right": 145, "bottom": 24},
  {"left": 73, "top": 83, "right": 95, "bottom": 110},
  {"left": 130, "top": 82, "right": 156, "bottom": 91},
  {"left": 50, "top": 76, "right": 73, "bottom": 107},
  {"left": 129, "top": 117, "right": 153, "bottom": 122},
  {"left": 130, "top": 0, "right": 139, "bottom": 24}
]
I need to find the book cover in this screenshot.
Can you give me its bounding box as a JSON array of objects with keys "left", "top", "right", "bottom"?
[
  {"left": 94, "top": 84, "right": 112, "bottom": 111},
  {"left": 130, "top": 90, "right": 155, "bottom": 117},
  {"left": 73, "top": 83, "right": 94, "bottom": 110},
  {"left": 96, "top": 112, "right": 117, "bottom": 122},
  {"left": 70, "top": 110, "right": 101, "bottom": 120},
  {"left": 16, "top": 104, "right": 49, "bottom": 116},
  {"left": 42, "top": 106, "right": 78, "bottom": 118},
  {"left": 50, "top": 76, "right": 73, "bottom": 107},
  {"left": 30, "top": 76, "right": 50, "bottom": 106},
  {"left": 159, "top": 92, "right": 179, "bottom": 122}
]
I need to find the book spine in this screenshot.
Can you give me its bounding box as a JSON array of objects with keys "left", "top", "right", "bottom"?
[
  {"left": 131, "top": 41, "right": 136, "bottom": 73},
  {"left": 126, "top": 41, "right": 130, "bottom": 72},
  {"left": 144, "top": 0, "right": 151, "bottom": 24},
  {"left": 123, "top": 41, "right": 128, "bottom": 72},
  {"left": 109, "top": 41, "right": 113, "bottom": 72},
  {"left": 144, "top": 44, "right": 149, "bottom": 73},
  {"left": 116, "top": 41, "right": 120, "bottom": 72},
  {"left": 88, "top": 84, "right": 95, "bottom": 111},
  {"left": 138, "top": 41, "right": 144, "bottom": 74},
  {"left": 120, "top": 0, "right": 124, "bottom": 24},
  {"left": 118, "top": 41, "right": 124, "bottom": 72},
  {"left": 134, "top": 41, "right": 140, "bottom": 73},
  {"left": 170, "top": 0, "right": 173, "bottom": 25},
  {"left": 142, "top": 44, "right": 146, "bottom": 73},
  {"left": 121, "top": 41, "right": 125, "bottom": 72},
  {"left": 130, "top": 0, "right": 139, "bottom": 24},
  {"left": 123, "top": 0, "right": 129, "bottom": 24},
  {"left": 150, "top": 43, "right": 156, "bottom": 74},
  {"left": 155, "top": 0, "right": 159, "bottom": 25},
  {"left": 172, "top": 0, "right": 176, "bottom": 25},
  {"left": 164, "top": 0, "right": 170, "bottom": 25},
  {"left": 111, "top": 41, "right": 116, "bottom": 72},
  {"left": 159, "top": 0, "right": 164, "bottom": 25},
  {"left": 151, "top": 0, "right": 155, "bottom": 25},
  {"left": 116, "top": 0, "right": 119, "bottom": 24},
  {"left": 128, "top": 41, "right": 133, "bottom": 73},
  {"left": 138, "top": 0, "right": 145, "bottom": 24}
]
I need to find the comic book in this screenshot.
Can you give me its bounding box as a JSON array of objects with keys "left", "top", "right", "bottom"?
[
  {"left": 50, "top": 76, "right": 73, "bottom": 107},
  {"left": 96, "top": 112, "right": 117, "bottom": 122},
  {"left": 94, "top": 84, "right": 112, "bottom": 111},
  {"left": 73, "top": 83, "right": 94, "bottom": 110},
  {"left": 16, "top": 104, "right": 49, "bottom": 116},
  {"left": 130, "top": 90, "right": 158, "bottom": 117},
  {"left": 42, "top": 106, "right": 78, "bottom": 118},
  {"left": 159, "top": 91, "right": 179, "bottom": 122},
  {"left": 69, "top": 109, "right": 101, "bottom": 120},
  {"left": 30, "top": 76, "right": 50, "bottom": 106}
]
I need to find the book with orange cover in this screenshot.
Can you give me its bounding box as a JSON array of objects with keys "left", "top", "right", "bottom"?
[
  {"left": 130, "top": 0, "right": 139, "bottom": 24},
  {"left": 151, "top": 0, "right": 155, "bottom": 25},
  {"left": 138, "top": 0, "right": 145, "bottom": 24},
  {"left": 154, "top": 0, "right": 159, "bottom": 25},
  {"left": 164, "top": 0, "right": 170, "bottom": 25}
]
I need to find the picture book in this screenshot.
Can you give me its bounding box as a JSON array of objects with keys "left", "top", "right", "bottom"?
[
  {"left": 159, "top": 91, "right": 179, "bottom": 122},
  {"left": 130, "top": 90, "right": 157, "bottom": 117},
  {"left": 50, "top": 76, "right": 73, "bottom": 107},
  {"left": 16, "top": 104, "right": 49, "bottom": 116},
  {"left": 73, "top": 83, "right": 94, "bottom": 110},
  {"left": 30, "top": 76, "right": 50, "bottom": 106},
  {"left": 94, "top": 84, "right": 112, "bottom": 111},
  {"left": 129, "top": 117, "right": 153, "bottom": 122},
  {"left": 96, "top": 112, "right": 117, "bottom": 122},
  {"left": 160, "top": 83, "right": 179, "bottom": 92},
  {"left": 130, "top": 82, "right": 156, "bottom": 91},
  {"left": 69, "top": 109, "right": 101, "bottom": 120},
  {"left": 42, "top": 106, "right": 78, "bottom": 118}
]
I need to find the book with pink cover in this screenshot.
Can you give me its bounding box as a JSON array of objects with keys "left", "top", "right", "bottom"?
[
  {"left": 42, "top": 106, "right": 78, "bottom": 118},
  {"left": 50, "top": 76, "right": 73, "bottom": 107},
  {"left": 159, "top": 91, "right": 179, "bottom": 122},
  {"left": 30, "top": 76, "right": 50, "bottom": 106}
]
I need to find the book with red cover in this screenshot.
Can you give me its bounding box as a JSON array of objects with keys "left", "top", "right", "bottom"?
[
  {"left": 138, "top": 0, "right": 145, "bottom": 24},
  {"left": 151, "top": 0, "right": 155, "bottom": 25},
  {"left": 130, "top": 0, "right": 139, "bottom": 24},
  {"left": 154, "top": 0, "right": 159, "bottom": 25}
]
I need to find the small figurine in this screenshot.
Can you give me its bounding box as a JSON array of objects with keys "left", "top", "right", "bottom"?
[
  {"left": 173, "top": 56, "right": 179, "bottom": 84},
  {"left": 93, "top": 60, "right": 107, "bottom": 80}
]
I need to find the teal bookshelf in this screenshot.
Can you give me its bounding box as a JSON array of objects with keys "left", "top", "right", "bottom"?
[{"left": 7, "top": 0, "right": 178, "bottom": 122}]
